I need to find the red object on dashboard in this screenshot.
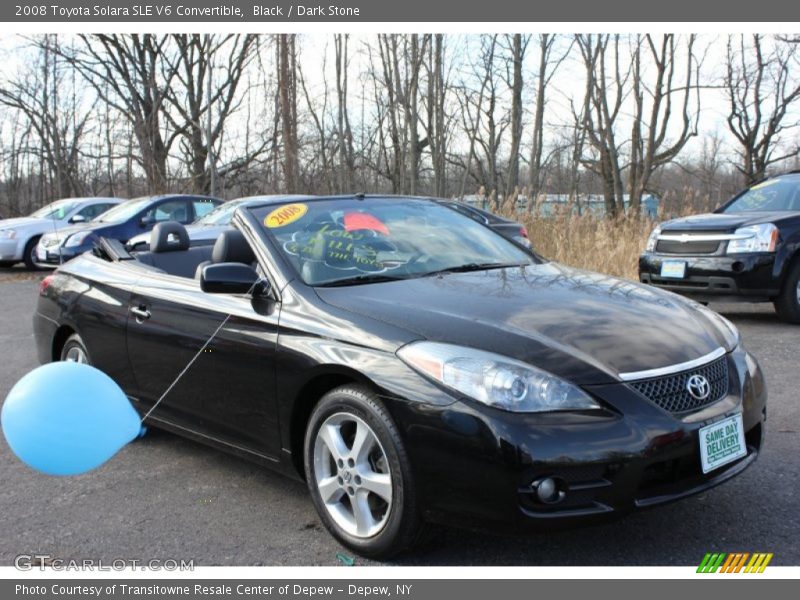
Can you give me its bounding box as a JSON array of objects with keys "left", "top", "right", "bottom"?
[{"left": 344, "top": 212, "right": 390, "bottom": 235}]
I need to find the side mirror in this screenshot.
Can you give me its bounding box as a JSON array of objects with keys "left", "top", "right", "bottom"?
[
  {"left": 69, "top": 214, "right": 86, "bottom": 224},
  {"left": 139, "top": 215, "right": 155, "bottom": 228},
  {"left": 200, "top": 262, "right": 268, "bottom": 295}
]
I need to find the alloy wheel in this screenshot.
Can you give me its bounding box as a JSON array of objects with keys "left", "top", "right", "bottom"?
[{"left": 312, "top": 412, "right": 393, "bottom": 538}]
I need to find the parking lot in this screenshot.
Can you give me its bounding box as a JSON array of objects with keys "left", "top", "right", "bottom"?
[{"left": 1, "top": 271, "right": 798, "bottom": 566}]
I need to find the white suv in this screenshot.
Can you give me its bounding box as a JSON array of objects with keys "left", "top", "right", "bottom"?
[{"left": 0, "top": 197, "right": 121, "bottom": 269}]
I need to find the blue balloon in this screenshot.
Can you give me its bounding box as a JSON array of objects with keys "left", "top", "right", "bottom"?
[{"left": 2, "top": 362, "right": 142, "bottom": 476}]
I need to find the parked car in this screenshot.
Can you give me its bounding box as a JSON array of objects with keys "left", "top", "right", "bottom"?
[
  {"left": 126, "top": 195, "right": 310, "bottom": 251},
  {"left": 640, "top": 172, "right": 800, "bottom": 322},
  {"left": 36, "top": 194, "right": 222, "bottom": 267},
  {"left": 34, "top": 195, "right": 765, "bottom": 558},
  {"left": 437, "top": 200, "right": 532, "bottom": 248},
  {"left": 0, "top": 197, "right": 121, "bottom": 269}
]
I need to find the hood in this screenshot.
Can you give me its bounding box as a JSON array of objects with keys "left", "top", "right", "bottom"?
[
  {"left": 660, "top": 211, "right": 795, "bottom": 232},
  {"left": 315, "top": 263, "right": 730, "bottom": 385},
  {"left": 52, "top": 221, "right": 113, "bottom": 239},
  {"left": 0, "top": 217, "right": 63, "bottom": 233}
]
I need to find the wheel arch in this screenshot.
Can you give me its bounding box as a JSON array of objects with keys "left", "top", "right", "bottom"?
[
  {"left": 51, "top": 324, "right": 77, "bottom": 361},
  {"left": 289, "top": 366, "right": 378, "bottom": 479}
]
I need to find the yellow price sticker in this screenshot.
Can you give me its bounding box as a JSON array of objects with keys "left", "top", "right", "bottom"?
[{"left": 264, "top": 203, "right": 308, "bottom": 228}]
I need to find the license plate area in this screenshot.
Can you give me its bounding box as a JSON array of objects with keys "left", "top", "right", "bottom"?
[
  {"left": 660, "top": 260, "right": 686, "bottom": 279},
  {"left": 699, "top": 413, "right": 746, "bottom": 474}
]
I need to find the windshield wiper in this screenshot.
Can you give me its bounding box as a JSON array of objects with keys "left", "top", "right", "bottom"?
[
  {"left": 315, "top": 273, "right": 410, "bottom": 287},
  {"left": 423, "top": 262, "right": 529, "bottom": 277}
]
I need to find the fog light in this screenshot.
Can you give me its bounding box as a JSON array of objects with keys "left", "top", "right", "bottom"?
[{"left": 532, "top": 477, "right": 566, "bottom": 504}]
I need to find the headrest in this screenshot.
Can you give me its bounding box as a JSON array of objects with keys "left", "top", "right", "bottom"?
[
  {"left": 150, "top": 221, "right": 190, "bottom": 253},
  {"left": 212, "top": 229, "right": 255, "bottom": 264}
]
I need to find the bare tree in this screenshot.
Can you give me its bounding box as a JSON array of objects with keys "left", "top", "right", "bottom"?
[
  {"left": 503, "top": 34, "right": 529, "bottom": 194},
  {"left": 0, "top": 36, "right": 94, "bottom": 198},
  {"left": 53, "top": 34, "right": 180, "bottom": 192},
  {"left": 334, "top": 34, "right": 356, "bottom": 191},
  {"left": 575, "top": 34, "right": 629, "bottom": 216},
  {"left": 165, "top": 34, "right": 260, "bottom": 194},
  {"left": 528, "top": 34, "right": 571, "bottom": 201},
  {"left": 424, "top": 34, "right": 449, "bottom": 197},
  {"left": 628, "top": 34, "right": 700, "bottom": 210},
  {"left": 725, "top": 34, "right": 800, "bottom": 185},
  {"left": 277, "top": 34, "right": 299, "bottom": 192}
]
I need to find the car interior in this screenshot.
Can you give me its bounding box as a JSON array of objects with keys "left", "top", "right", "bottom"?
[{"left": 132, "top": 222, "right": 255, "bottom": 280}]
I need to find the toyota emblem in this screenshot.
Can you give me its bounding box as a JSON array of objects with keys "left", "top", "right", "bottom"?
[{"left": 686, "top": 374, "right": 711, "bottom": 401}]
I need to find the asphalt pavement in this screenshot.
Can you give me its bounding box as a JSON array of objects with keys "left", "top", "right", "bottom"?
[{"left": 0, "top": 277, "right": 798, "bottom": 566}]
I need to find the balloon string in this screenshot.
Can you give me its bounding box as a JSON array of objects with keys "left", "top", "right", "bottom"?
[
  {"left": 139, "top": 280, "right": 260, "bottom": 424},
  {"left": 140, "top": 313, "right": 233, "bottom": 423}
]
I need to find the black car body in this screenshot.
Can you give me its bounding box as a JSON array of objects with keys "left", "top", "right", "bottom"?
[
  {"left": 640, "top": 173, "right": 800, "bottom": 322},
  {"left": 33, "top": 195, "right": 766, "bottom": 557},
  {"left": 36, "top": 194, "right": 222, "bottom": 267}
]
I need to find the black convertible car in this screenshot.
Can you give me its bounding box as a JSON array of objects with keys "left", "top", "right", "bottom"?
[{"left": 33, "top": 195, "right": 766, "bottom": 558}]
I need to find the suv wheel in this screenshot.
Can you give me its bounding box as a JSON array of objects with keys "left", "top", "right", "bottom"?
[
  {"left": 774, "top": 260, "right": 800, "bottom": 323},
  {"left": 304, "top": 384, "right": 428, "bottom": 559}
]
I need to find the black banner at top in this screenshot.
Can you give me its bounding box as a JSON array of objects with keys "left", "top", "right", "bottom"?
[{"left": 2, "top": 0, "right": 800, "bottom": 22}]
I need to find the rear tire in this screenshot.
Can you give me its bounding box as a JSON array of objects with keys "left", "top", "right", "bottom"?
[
  {"left": 60, "top": 333, "right": 91, "bottom": 364},
  {"left": 303, "top": 384, "right": 428, "bottom": 559},
  {"left": 774, "top": 261, "right": 800, "bottom": 324},
  {"left": 23, "top": 236, "right": 41, "bottom": 270}
]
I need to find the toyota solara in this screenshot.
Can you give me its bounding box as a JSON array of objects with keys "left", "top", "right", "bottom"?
[{"left": 32, "top": 195, "right": 766, "bottom": 558}]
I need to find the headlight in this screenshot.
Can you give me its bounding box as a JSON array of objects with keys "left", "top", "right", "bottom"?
[
  {"left": 0, "top": 229, "right": 17, "bottom": 240},
  {"left": 727, "top": 223, "right": 778, "bottom": 254},
  {"left": 645, "top": 226, "right": 661, "bottom": 252},
  {"left": 397, "top": 341, "right": 600, "bottom": 413},
  {"left": 64, "top": 231, "right": 91, "bottom": 248}
]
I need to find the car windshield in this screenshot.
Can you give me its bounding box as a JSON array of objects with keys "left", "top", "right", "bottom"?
[
  {"left": 251, "top": 197, "right": 535, "bottom": 286},
  {"left": 30, "top": 200, "right": 80, "bottom": 220},
  {"left": 724, "top": 177, "right": 800, "bottom": 213},
  {"left": 195, "top": 201, "right": 245, "bottom": 226},
  {"left": 95, "top": 197, "right": 152, "bottom": 223}
]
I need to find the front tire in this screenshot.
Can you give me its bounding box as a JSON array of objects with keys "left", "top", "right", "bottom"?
[
  {"left": 303, "top": 384, "right": 427, "bottom": 559},
  {"left": 774, "top": 261, "right": 800, "bottom": 323},
  {"left": 23, "top": 236, "right": 41, "bottom": 270}
]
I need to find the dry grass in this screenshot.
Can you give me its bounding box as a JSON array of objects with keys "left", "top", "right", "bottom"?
[
  {"left": 518, "top": 211, "right": 652, "bottom": 280},
  {"left": 486, "top": 188, "right": 714, "bottom": 280}
]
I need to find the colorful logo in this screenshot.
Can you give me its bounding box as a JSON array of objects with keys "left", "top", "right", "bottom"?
[{"left": 697, "top": 552, "right": 773, "bottom": 573}]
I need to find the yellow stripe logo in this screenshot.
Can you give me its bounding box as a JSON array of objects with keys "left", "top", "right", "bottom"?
[{"left": 697, "top": 552, "right": 773, "bottom": 573}]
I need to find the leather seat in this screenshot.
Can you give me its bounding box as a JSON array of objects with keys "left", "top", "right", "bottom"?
[
  {"left": 136, "top": 221, "right": 213, "bottom": 278},
  {"left": 195, "top": 230, "right": 256, "bottom": 279}
]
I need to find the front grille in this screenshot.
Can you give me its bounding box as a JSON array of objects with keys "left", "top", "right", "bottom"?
[
  {"left": 655, "top": 239, "right": 721, "bottom": 254},
  {"left": 655, "top": 230, "right": 727, "bottom": 255},
  {"left": 628, "top": 356, "right": 729, "bottom": 414}
]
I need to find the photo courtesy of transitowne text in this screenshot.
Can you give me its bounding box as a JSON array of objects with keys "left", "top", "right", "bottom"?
[{"left": 0, "top": 0, "right": 797, "bottom": 597}]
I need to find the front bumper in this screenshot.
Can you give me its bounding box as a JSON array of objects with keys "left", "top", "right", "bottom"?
[
  {"left": 639, "top": 252, "right": 778, "bottom": 301},
  {"left": 0, "top": 238, "right": 22, "bottom": 261},
  {"left": 388, "top": 347, "right": 766, "bottom": 533},
  {"left": 35, "top": 244, "right": 80, "bottom": 267}
]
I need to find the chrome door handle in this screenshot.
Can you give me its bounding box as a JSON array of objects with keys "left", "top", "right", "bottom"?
[{"left": 130, "top": 306, "right": 151, "bottom": 321}]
